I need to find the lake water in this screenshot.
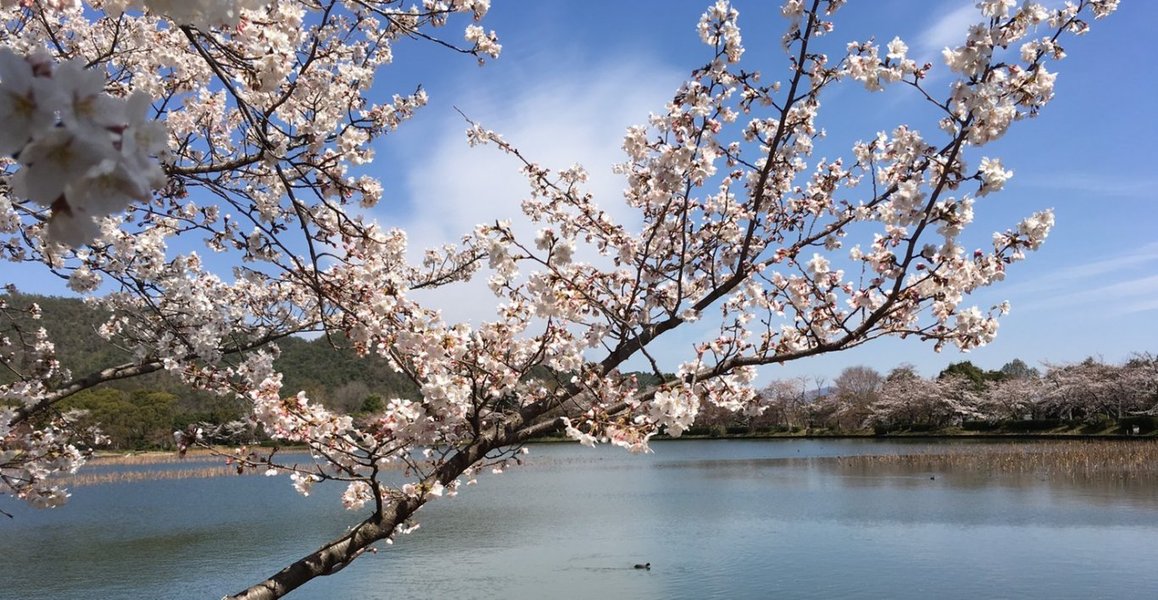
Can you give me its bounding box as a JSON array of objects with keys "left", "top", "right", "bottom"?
[{"left": 2, "top": 439, "right": 1156, "bottom": 599}]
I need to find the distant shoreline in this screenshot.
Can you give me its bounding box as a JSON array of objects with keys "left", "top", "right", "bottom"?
[
  {"left": 662, "top": 431, "right": 1156, "bottom": 441},
  {"left": 92, "top": 429, "right": 1155, "bottom": 459},
  {"left": 526, "top": 429, "right": 1158, "bottom": 444},
  {"left": 70, "top": 436, "right": 1158, "bottom": 488}
]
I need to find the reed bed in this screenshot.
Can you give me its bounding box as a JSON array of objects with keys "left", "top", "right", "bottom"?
[
  {"left": 88, "top": 449, "right": 230, "bottom": 466},
  {"left": 829, "top": 440, "right": 1158, "bottom": 480},
  {"left": 63, "top": 440, "right": 1158, "bottom": 487},
  {"left": 59, "top": 465, "right": 255, "bottom": 488}
]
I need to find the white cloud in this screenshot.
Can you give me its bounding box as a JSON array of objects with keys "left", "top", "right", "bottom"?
[{"left": 390, "top": 59, "right": 683, "bottom": 325}]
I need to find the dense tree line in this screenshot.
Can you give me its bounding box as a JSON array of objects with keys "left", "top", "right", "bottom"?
[
  {"left": 691, "top": 356, "right": 1158, "bottom": 435},
  {"left": 9, "top": 294, "right": 1154, "bottom": 448}
]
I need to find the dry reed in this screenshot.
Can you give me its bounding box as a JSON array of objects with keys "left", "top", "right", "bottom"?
[
  {"left": 62, "top": 440, "right": 1158, "bottom": 487},
  {"left": 829, "top": 440, "right": 1158, "bottom": 480},
  {"left": 59, "top": 465, "right": 255, "bottom": 488},
  {"left": 89, "top": 449, "right": 228, "bottom": 466}
]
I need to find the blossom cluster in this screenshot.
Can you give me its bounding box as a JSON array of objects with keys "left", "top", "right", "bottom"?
[
  {"left": 0, "top": 0, "right": 1121, "bottom": 593},
  {"left": 100, "top": 0, "right": 272, "bottom": 27},
  {"left": 464, "top": 0, "right": 1115, "bottom": 451},
  {"left": 0, "top": 296, "right": 111, "bottom": 508},
  {"left": 0, "top": 48, "right": 166, "bottom": 246},
  {"left": 0, "top": 406, "right": 102, "bottom": 510},
  {"left": 0, "top": 0, "right": 500, "bottom": 509}
]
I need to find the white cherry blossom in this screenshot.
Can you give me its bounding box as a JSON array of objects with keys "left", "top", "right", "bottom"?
[
  {"left": 0, "top": 49, "right": 60, "bottom": 155},
  {"left": 0, "top": 0, "right": 1121, "bottom": 597}
]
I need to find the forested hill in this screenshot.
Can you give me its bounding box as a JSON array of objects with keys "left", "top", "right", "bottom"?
[
  {"left": 2, "top": 293, "right": 131, "bottom": 380},
  {"left": 3, "top": 294, "right": 417, "bottom": 402},
  {"left": 5, "top": 293, "right": 662, "bottom": 449},
  {"left": 2, "top": 294, "right": 418, "bottom": 446},
  {"left": 274, "top": 335, "right": 418, "bottom": 412},
  {"left": 4, "top": 293, "right": 675, "bottom": 408}
]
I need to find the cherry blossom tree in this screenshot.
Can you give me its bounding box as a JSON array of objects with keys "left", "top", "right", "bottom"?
[
  {"left": 866, "top": 356, "right": 1155, "bottom": 429},
  {"left": 867, "top": 367, "right": 983, "bottom": 431},
  {"left": 758, "top": 377, "right": 814, "bottom": 430},
  {"left": 0, "top": 0, "right": 1120, "bottom": 597},
  {"left": 1040, "top": 356, "right": 1158, "bottom": 422},
  {"left": 978, "top": 373, "right": 1042, "bottom": 421}
]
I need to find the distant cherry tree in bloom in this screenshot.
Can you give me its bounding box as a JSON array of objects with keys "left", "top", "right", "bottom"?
[
  {"left": 0, "top": 0, "right": 1118, "bottom": 597},
  {"left": 856, "top": 354, "right": 1157, "bottom": 430}
]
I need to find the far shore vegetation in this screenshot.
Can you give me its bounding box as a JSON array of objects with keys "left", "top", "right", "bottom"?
[
  {"left": 71, "top": 439, "right": 1158, "bottom": 488},
  {"left": 7, "top": 294, "right": 1156, "bottom": 457}
]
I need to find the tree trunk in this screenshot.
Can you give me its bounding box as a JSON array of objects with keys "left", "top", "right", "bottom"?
[
  {"left": 226, "top": 415, "right": 565, "bottom": 598},
  {"left": 226, "top": 506, "right": 404, "bottom": 600}
]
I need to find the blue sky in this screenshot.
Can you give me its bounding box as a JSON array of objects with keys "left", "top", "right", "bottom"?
[
  {"left": 376, "top": 0, "right": 1157, "bottom": 384},
  {"left": 6, "top": 1, "right": 1155, "bottom": 387}
]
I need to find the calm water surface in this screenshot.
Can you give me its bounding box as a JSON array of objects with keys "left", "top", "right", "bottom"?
[{"left": 2, "top": 439, "right": 1156, "bottom": 599}]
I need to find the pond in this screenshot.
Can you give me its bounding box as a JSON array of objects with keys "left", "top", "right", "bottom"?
[{"left": 2, "top": 439, "right": 1156, "bottom": 599}]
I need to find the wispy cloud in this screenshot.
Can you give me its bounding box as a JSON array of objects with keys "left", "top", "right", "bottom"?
[
  {"left": 1017, "top": 243, "right": 1158, "bottom": 292},
  {"left": 1022, "top": 273, "right": 1158, "bottom": 314},
  {"left": 1018, "top": 172, "right": 1158, "bottom": 199},
  {"left": 916, "top": 2, "right": 976, "bottom": 58},
  {"left": 1007, "top": 245, "right": 1158, "bottom": 315},
  {"left": 1118, "top": 297, "right": 1158, "bottom": 315}
]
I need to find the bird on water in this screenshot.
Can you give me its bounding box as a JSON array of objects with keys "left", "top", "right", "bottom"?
[{"left": 634, "top": 563, "right": 650, "bottom": 570}]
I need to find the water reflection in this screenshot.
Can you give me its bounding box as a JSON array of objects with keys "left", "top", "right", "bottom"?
[{"left": 2, "top": 439, "right": 1156, "bottom": 600}]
